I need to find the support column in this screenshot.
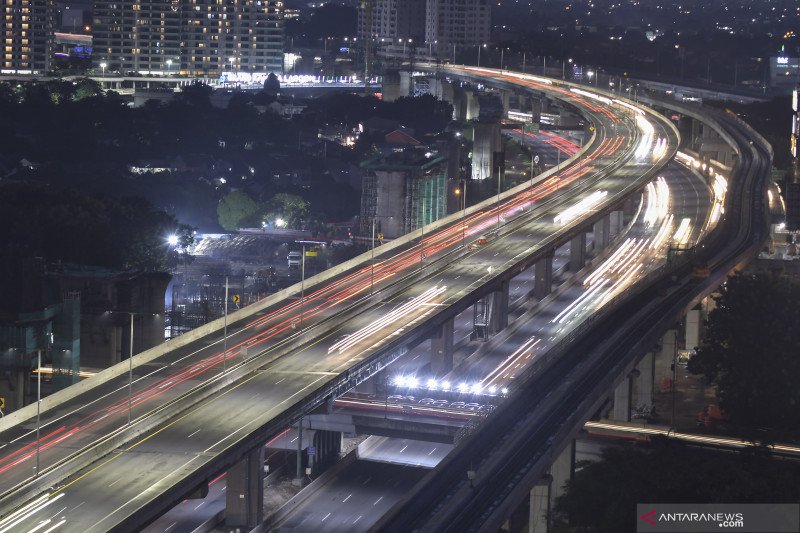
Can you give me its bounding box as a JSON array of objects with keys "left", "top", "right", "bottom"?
[
  {"left": 529, "top": 476, "right": 551, "bottom": 533},
  {"left": 634, "top": 352, "right": 655, "bottom": 409},
  {"left": 655, "top": 329, "right": 677, "bottom": 393},
  {"left": 569, "top": 233, "right": 587, "bottom": 272},
  {"left": 593, "top": 216, "right": 610, "bottom": 252},
  {"left": 612, "top": 376, "right": 631, "bottom": 422},
  {"left": 489, "top": 280, "right": 510, "bottom": 334},
  {"left": 226, "top": 447, "right": 265, "bottom": 529},
  {"left": 533, "top": 255, "right": 553, "bottom": 300},
  {"left": 609, "top": 210, "right": 624, "bottom": 237},
  {"left": 550, "top": 440, "right": 575, "bottom": 501},
  {"left": 685, "top": 307, "right": 701, "bottom": 352},
  {"left": 431, "top": 318, "right": 455, "bottom": 375}
]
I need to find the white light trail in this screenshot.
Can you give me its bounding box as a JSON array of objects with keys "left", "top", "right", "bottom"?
[
  {"left": 553, "top": 191, "right": 608, "bottom": 225},
  {"left": 328, "top": 285, "right": 447, "bottom": 354}
]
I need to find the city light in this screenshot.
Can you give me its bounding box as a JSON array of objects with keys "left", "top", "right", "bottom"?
[{"left": 166, "top": 234, "right": 179, "bottom": 246}]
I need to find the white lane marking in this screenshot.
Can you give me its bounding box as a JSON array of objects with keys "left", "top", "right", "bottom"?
[
  {"left": 275, "top": 378, "right": 285, "bottom": 384},
  {"left": 342, "top": 494, "right": 352, "bottom": 503},
  {"left": 399, "top": 445, "right": 408, "bottom": 453},
  {"left": 362, "top": 476, "right": 371, "bottom": 485},
  {"left": 163, "top": 522, "right": 177, "bottom": 532},
  {"left": 39, "top": 520, "right": 66, "bottom": 533},
  {"left": 69, "top": 502, "right": 85, "bottom": 513},
  {"left": 322, "top": 513, "right": 331, "bottom": 522},
  {"left": 25, "top": 518, "right": 52, "bottom": 533},
  {"left": 374, "top": 496, "right": 383, "bottom": 506},
  {"left": 187, "top": 429, "right": 201, "bottom": 438},
  {"left": 194, "top": 502, "right": 204, "bottom": 510},
  {"left": 108, "top": 479, "right": 121, "bottom": 487},
  {"left": 353, "top": 516, "right": 363, "bottom": 524},
  {"left": 428, "top": 447, "right": 437, "bottom": 455}
]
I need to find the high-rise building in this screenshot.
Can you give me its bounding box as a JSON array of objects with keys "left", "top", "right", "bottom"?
[
  {"left": 2, "top": 0, "right": 56, "bottom": 73},
  {"left": 92, "top": 0, "right": 283, "bottom": 76},
  {"left": 425, "top": 0, "right": 490, "bottom": 50},
  {"left": 359, "top": 0, "right": 489, "bottom": 59}
]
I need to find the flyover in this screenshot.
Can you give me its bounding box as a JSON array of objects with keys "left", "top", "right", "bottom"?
[
  {"left": 0, "top": 68, "right": 680, "bottom": 531},
  {"left": 372, "top": 72, "right": 771, "bottom": 532}
]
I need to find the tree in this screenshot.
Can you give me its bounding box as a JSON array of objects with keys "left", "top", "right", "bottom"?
[
  {"left": 217, "top": 190, "right": 263, "bottom": 231},
  {"left": 265, "top": 193, "right": 309, "bottom": 229},
  {"left": 687, "top": 271, "right": 800, "bottom": 443},
  {"left": 263, "top": 72, "right": 281, "bottom": 96},
  {"left": 176, "top": 82, "right": 213, "bottom": 107}
]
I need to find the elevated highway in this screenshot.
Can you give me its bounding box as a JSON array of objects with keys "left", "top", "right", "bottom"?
[
  {"left": 0, "top": 69, "right": 681, "bottom": 531},
  {"left": 373, "top": 81, "right": 771, "bottom": 532}
]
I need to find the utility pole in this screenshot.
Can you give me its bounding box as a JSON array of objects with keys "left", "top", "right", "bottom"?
[{"left": 223, "top": 276, "right": 228, "bottom": 373}]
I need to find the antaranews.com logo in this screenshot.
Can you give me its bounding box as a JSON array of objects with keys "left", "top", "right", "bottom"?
[{"left": 636, "top": 504, "right": 799, "bottom": 533}]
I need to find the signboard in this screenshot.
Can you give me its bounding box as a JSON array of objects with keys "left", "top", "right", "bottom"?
[
  {"left": 232, "top": 294, "right": 240, "bottom": 305},
  {"left": 0, "top": 397, "right": 4, "bottom": 409},
  {"left": 305, "top": 250, "right": 317, "bottom": 257},
  {"left": 522, "top": 122, "right": 540, "bottom": 134},
  {"left": 307, "top": 446, "right": 316, "bottom": 457}
]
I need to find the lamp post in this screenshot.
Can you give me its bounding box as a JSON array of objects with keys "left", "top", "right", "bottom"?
[
  {"left": 223, "top": 275, "right": 228, "bottom": 373},
  {"left": 477, "top": 43, "right": 486, "bottom": 67},
  {"left": 562, "top": 58, "right": 572, "bottom": 80},
  {"left": 35, "top": 347, "right": 42, "bottom": 476},
  {"left": 166, "top": 59, "right": 172, "bottom": 76},
  {"left": 500, "top": 47, "right": 505, "bottom": 70},
  {"left": 127, "top": 312, "right": 134, "bottom": 424},
  {"left": 370, "top": 215, "right": 393, "bottom": 294},
  {"left": 300, "top": 244, "right": 306, "bottom": 328},
  {"left": 100, "top": 61, "right": 107, "bottom": 78},
  {"left": 455, "top": 179, "right": 467, "bottom": 247}
]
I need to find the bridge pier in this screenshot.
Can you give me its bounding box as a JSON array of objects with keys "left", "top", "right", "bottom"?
[
  {"left": 593, "top": 215, "right": 611, "bottom": 252},
  {"left": 431, "top": 318, "right": 455, "bottom": 374},
  {"left": 609, "top": 210, "right": 624, "bottom": 237},
  {"left": 225, "top": 446, "right": 265, "bottom": 529},
  {"left": 655, "top": 329, "right": 677, "bottom": 393},
  {"left": 529, "top": 476, "right": 551, "bottom": 533},
  {"left": 311, "top": 430, "right": 342, "bottom": 475},
  {"left": 685, "top": 306, "right": 701, "bottom": 351},
  {"left": 534, "top": 255, "right": 553, "bottom": 300},
  {"left": 612, "top": 373, "right": 632, "bottom": 422},
  {"left": 489, "top": 281, "right": 510, "bottom": 334},
  {"left": 569, "top": 233, "right": 587, "bottom": 272},
  {"left": 634, "top": 352, "right": 655, "bottom": 411}
]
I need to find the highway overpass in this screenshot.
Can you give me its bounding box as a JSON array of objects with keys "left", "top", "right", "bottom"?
[{"left": 0, "top": 66, "right": 763, "bottom": 533}]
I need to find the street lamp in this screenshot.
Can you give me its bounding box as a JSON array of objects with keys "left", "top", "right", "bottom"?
[
  {"left": 477, "top": 43, "right": 486, "bottom": 67},
  {"left": 587, "top": 70, "right": 594, "bottom": 86},
  {"left": 166, "top": 59, "right": 172, "bottom": 76},
  {"left": 562, "top": 58, "right": 572, "bottom": 80},
  {"left": 455, "top": 179, "right": 468, "bottom": 247},
  {"left": 100, "top": 61, "right": 107, "bottom": 77},
  {"left": 371, "top": 215, "right": 393, "bottom": 294}
]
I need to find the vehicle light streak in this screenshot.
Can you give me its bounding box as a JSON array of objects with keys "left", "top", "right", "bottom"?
[
  {"left": 553, "top": 191, "right": 608, "bottom": 225},
  {"left": 327, "top": 286, "right": 448, "bottom": 354}
]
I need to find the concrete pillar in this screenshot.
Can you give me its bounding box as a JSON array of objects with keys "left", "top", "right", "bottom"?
[
  {"left": 534, "top": 255, "right": 553, "bottom": 300},
  {"left": 226, "top": 446, "right": 265, "bottom": 529},
  {"left": 490, "top": 281, "right": 510, "bottom": 334},
  {"left": 609, "top": 210, "right": 624, "bottom": 237},
  {"left": 685, "top": 307, "right": 701, "bottom": 352},
  {"left": 655, "top": 329, "right": 677, "bottom": 393},
  {"left": 593, "top": 216, "right": 610, "bottom": 252},
  {"left": 569, "top": 233, "right": 587, "bottom": 272},
  {"left": 501, "top": 91, "right": 510, "bottom": 118},
  {"left": 634, "top": 352, "right": 655, "bottom": 409},
  {"left": 612, "top": 376, "right": 631, "bottom": 422},
  {"left": 431, "top": 319, "right": 455, "bottom": 375},
  {"left": 529, "top": 476, "right": 551, "bottom": 533},
  {"left": 529, "top": 97, "right": 542, "bottom": 123},
  {"left": 550, "top": 440, "right": 575, "bottom": 500}
]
